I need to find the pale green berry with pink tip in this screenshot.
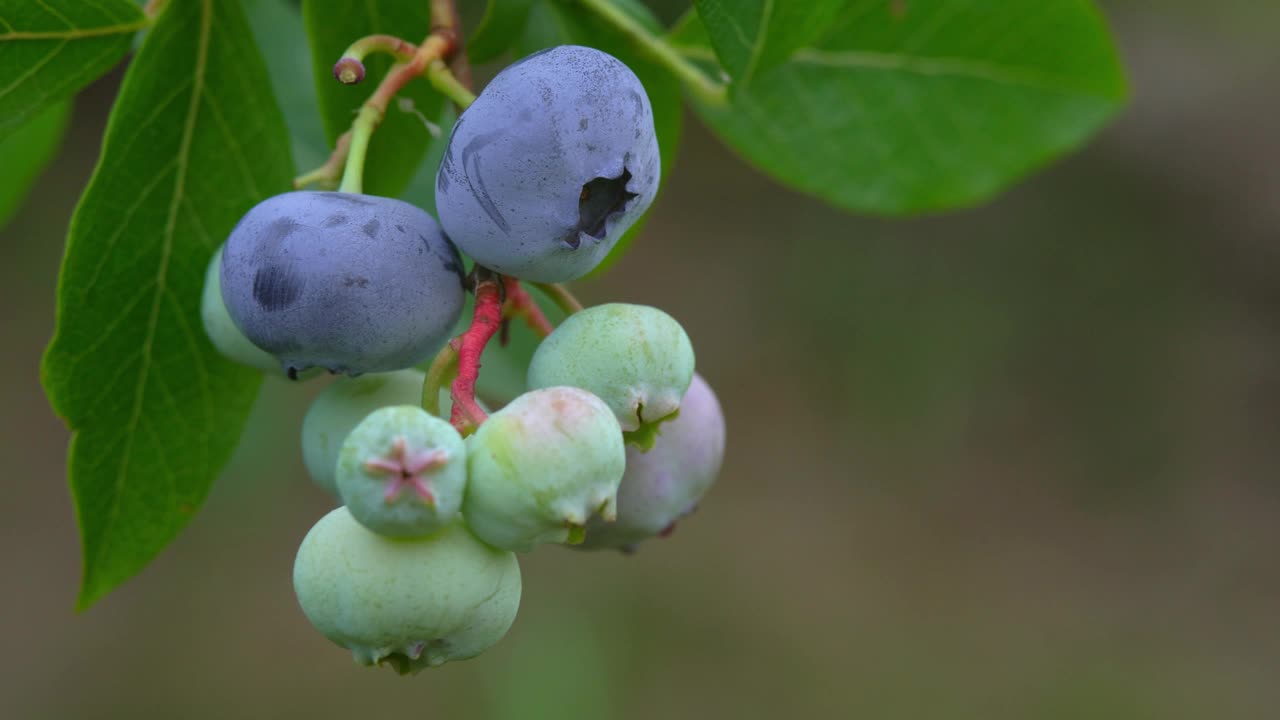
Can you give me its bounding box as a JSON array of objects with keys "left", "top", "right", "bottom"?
[
  {"left": 337, "top": 405, "right": 466, "bottom": 538},
  {"left": 526, "top": 303, "right": 694, "bottom": 449},
  {"left": 301, "top": 369, "right": 430, "bottom": 496},
  {"left": 292, "top": 507, "right": 521, "bottom": 674},
  {"left": 464, "top": 386, "right": 625, "bottom": 552}
]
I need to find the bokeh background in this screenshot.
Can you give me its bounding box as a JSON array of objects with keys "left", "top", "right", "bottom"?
[{"left": 3, "top": 1, "right": 1278, "bottom": 718}]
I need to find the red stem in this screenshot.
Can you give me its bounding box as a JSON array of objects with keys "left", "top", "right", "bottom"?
[
  {"left": 503, "top": 278, "right": 554, "bottom": 338},
  {"left": 293, "top": 130, "right": 351, "bottom": 189},
  {"left": 449, "top": 276, "right": 502, "bottom": 434}
]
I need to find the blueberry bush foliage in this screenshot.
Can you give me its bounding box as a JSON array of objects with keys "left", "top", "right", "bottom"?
[{"left": 4, "top": 0, "right": 1125, "bottom": 667}]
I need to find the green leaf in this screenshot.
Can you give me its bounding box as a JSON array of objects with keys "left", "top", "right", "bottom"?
[
  {"left": 684, "top": 1, "right": 1129, "bottom": 214},
  {"left": 468, "top": 0, "right": 535, "bottom": 64},
  {"left": 0, "top": 0, "right": 146, "bottom": 140},
  {"left": 519, "top": 0, "right": 683, "bottom": 271},
  {"left": 243, "top": 0, "right": 328, "bottom": 173},
  {"left": 302, "top": 0, "right": 444, "bottom": 198},
  {"left": 41, "top": 0, "right": 294, "bottom": 609},
  {"left": 0, "top": 98, "right": 70, "bottom": 227},
  {"left": 668, "top": 6, "right": 712, "bottom": 48},
  {"left": 693, "top": 0, "right": 845, "bottom": 85}
]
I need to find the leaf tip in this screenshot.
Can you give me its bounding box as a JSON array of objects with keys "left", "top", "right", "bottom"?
[
  {"left": 73, "top": 590, "right": 98, "bottom": 613},
  {"left": 74, "top": 568, "right": 108, "bottom": 613}
]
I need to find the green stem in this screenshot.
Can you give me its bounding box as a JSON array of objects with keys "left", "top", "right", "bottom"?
[
  {"left": 572, "top": 0, "right": 728, "bottom": 106},
  {"left": 333, "top": 36, "right": 457, "bottom": 193},
  {"left": 426, "top": 60, "right": 477, "bottom": 109},
  {"left": 529, "top": 282, "right": 584, "bottom": 315},
  {"left": 343, "top": 34, "right": 418, "bottom": 64},
  {"left": 421, "top": 342, "right": 459, "bottom": 417},
  {"left": 338, "top": 105, "right": 381, "bottom": 193}
]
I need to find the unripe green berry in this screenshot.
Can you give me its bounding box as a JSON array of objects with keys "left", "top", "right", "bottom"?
[
  {"left": 465, "top": 387, "right": 625, "bottom": 552},
  {"left": 527, "top": 303, "right": 694, "bottom": 448},
  {"left": 201, "top": 245, "right": 280, "bottom": 373},
  {"left": 337, "top": 406, "right": 466, "bottom": 538},
  {"left": 579, "top": 373, "right": 725, "bottom": 550},
  {"left": 292, "top": 508, "right": 521, "bottom": 673},
  {"left": 301, "top": 369, "right": 430, "bottom": 496}
]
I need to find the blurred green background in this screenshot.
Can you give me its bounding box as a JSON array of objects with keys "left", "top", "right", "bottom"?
[{"left": 2, "top": 1, "right": 1278, "bottom": 718}]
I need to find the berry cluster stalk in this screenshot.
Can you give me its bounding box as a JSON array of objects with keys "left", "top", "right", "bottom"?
[
  {"left": 448, "top": 275, "right": 503, "bottom": 434},
  {"left": 420, "top": 271, "right": 504, "bottom": 436},
  {"left": 529, "top": 281, "right": 585, "bottom": 315},
  {"left": 425, "top": 59, "right": 477, "bottom": 108},
  {"left": 294, "top": 0, "right": 473, "bottom": 191},
  {"left": 337, "top": 33, "right": 455, "bottom": 194},
  {"left": 502, "top": 278, "right": 554, "bottom": 337}
]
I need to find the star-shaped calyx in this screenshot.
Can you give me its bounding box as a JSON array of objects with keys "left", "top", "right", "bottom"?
[{"left": 363, "top": 436, "right": 450, "bottom": 505}]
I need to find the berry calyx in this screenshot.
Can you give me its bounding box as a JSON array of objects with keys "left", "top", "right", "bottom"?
[
  {"left": 363, "top": 437, "right": 447, "bottom": 504},
  {"left": 527, "top": 303, "right": 695, "bottom": 448},
  {"left": 302, "top": 369, "right": 432, "bottom": 496},
  {"left": 338, "top": 406, "right": 466, "bottom": 538},
  {"left": 578, "top": 373, "right": 725, "bottom": 550}
]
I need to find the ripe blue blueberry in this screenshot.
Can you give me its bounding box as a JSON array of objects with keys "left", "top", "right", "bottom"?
[
  {"left": 293, "top": 508, "right": 521, "bottom": 673},
  {"left": 527, "top": 303, "right": 694, "bottom": 448},
  {"left": 435, "top": 46, "right": 660, "bottom": 282},
  {"left": 578, "top": 374, "right": 725, "bottom": 551},
  {"left": 201, "top": 244, "right": 281, "bottom": 373},
  {"left": 220, "top": 191, "right": 465, "bottom": 377},
  {"left": 337, "top": 406, "right": 467, "bottom": 538}
]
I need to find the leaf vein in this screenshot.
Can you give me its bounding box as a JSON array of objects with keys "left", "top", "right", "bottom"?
[
  {"left": 93, "top": 0, "right": 213, "bottom": 581},
  {"left": 163, "top": 287, "right": 213, "bottom": 437},
  {"left": 791, "top": 48, "right": 1108, "bottom": 97},
  {"left": 0, "top": 39, "right": 69, "bottom": 99},
  {"left": 0, "top": 18, "right": 146, "bottom": 41},
  {"left": 79, "top": 159, "right": 180, "bottom": 298},
  {"left": 33, "top": 0, "right": 76, "bottom": 30},
  {"left": 739, "top": 0, "right": 773, "bottom": 85},
  {"left": 64, "top": 281, "right": 157, "bottom": 366},
  {"left": 201, "top": 90, "right": 262, "bottom": 199}
]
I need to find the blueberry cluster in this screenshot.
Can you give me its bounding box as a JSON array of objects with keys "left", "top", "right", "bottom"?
[{"left": 201, "top": 46, "right": 724, "bottom": 673}]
